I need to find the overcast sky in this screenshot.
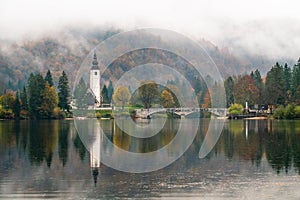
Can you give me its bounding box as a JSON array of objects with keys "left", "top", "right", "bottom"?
[{"left": 1, "top": 0, "right": 300, "bottom": 60}]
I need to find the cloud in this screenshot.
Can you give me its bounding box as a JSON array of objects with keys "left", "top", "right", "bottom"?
[
  {"left": 199, "top": 18, "right": 300, "bottom": 61},
  {"left": 1, "top": 0, "right": 300, "bottom": 60}
]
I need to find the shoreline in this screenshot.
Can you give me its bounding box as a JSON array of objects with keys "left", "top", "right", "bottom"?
[{"left": 2, "top": 116, "right": 300, "bottom": 121}]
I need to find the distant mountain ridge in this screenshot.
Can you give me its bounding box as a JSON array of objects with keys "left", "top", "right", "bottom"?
[{"left": 0, "top": 27, "right": 286, "bottom": 91}]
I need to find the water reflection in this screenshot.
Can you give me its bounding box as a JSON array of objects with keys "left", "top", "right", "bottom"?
[
  {"left": 1, "top": 119, "right": 300, "bottom": 198},
  {"left": 72, "top": 118, "right": 300, "bottom": 175},
  {"left": 89, "top": 120, "right": 102, "bottom": 186},
  {"left": 215, "top": 119, "right": 300, "bottom": 174},
  {"left": 76, "top": 117, "right": 187, "bottom": 173},
  {"left": 102, "top": 118, "right": 179, "bottom": 153},
  {"left": 73, "top": 132, "right": 87, "bottom": 161},
  {"left": 28, "top": 121, "right": 58, "bottom": 167},
  {"left": 59, "top": 121, "right": 69, "bottom": 166},
  {"left": 1, "top": 119, "right": 300, "bottom": 174}
]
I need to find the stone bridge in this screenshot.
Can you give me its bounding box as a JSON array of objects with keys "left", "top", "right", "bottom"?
[{"left": 135, "top": 108, "right": 228, "bottom": 119}]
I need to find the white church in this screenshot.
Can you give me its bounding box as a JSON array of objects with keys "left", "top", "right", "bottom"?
[{"left": 89, "top": 51, "right": 102, "bottom": 107}]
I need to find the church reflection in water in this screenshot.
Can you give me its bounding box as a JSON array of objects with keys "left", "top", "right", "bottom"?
[
  {"left": 88, "top": 119, "right": 103, "bottom": 186},
  {"left": 85, "top": 117, "right": 300, "bottom": 185},
  {"left": 86, "top": 117, "right": 177, "bottom": 185}
]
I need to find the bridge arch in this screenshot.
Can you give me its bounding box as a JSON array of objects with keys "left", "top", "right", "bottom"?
[{"left": 135, "top": 108, "right": 228, "bottom": 118}]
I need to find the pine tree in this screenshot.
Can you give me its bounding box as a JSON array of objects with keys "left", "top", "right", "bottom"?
[
  {"left": 107, "top": 80, "right": 114, "bottom": 103},
  {"left": 265, "top": 62, "right": 285, "bottom": 105},
  {"left": 294, "top": 86, "right": 300, "bottom": 105},
  {"left": 283, "top": 63, "right": 292, "bottom": 91},
  {"left": 58, "top": 71, "right": 70, "bottom": 111},
  {"left": 74, "top": 78, "right": 88, "bottom": 108},
  {"left": 27, "top": 73, "right": 45, "bottom": 118},
  {"left": 13, "top": 91, "right": 21, "bottom": 119},
  {"left": 45, "top": 70, "right": 54, "bottom": 86},
  {"left": 251, "top": 69, "right": 264, "bottom": 105},
  {"left": 101, "top": 85, "right": 109, "bottom": 104},
  {"left": 283, "top": 63, "right": 292, "bottom": 104},
  {"left": 20, "top": 86, "right": 28, "bottom": 111},
  {"left": 224, "top": 76, "right": 234, "bottom": 107},
  {"left": 292, "top": 58, "right": 300, "bottom": 95}
]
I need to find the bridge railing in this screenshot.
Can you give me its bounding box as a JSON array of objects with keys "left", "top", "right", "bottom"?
[{"left": 134, "top": 107, "right": 228, "bottom": 117}]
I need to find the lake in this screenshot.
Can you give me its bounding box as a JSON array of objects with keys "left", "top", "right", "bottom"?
[{"left": 1, "top": 118, "right": 300, "bottom": 199}]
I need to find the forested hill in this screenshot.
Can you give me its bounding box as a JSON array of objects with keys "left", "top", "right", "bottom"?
[
  {"left": 0, "top": 28, "right": 119, "bottom": 91},
  {"left": 0, "top": 27, "right": 283, "bottom": 91}
]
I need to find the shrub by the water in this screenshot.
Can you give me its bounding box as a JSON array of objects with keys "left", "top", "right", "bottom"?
[
  {"left": 274, "top": 105, "right": 285, "bottom": 119},
  {"left": 228, "top": 103, "right": 243, "bottom": 115},
  {"left": 284, "top": 104, "right": 296, "bottom": 119},
  {"left": 274, "top": 104, "right": 300, "bottom": 119},
  {"left": 0, "top": 109, "right": 14, "bottom": 119}
]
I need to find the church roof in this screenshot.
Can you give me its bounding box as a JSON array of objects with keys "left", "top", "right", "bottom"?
[{"left": 91, "top": 51, "right": 99, "bottom": 70}]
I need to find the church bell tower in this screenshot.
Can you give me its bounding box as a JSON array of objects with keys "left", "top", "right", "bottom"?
[{"left": 90, "top": 51, "right": 101, "bottom": 106}]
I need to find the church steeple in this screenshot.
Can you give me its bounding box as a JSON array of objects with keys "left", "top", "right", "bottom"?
[
  {"left": 91, "top": 50, "right": 99, "bottom": 70},
  {"left": 90, "top": 49, "right": 101, "bottom": 106}
]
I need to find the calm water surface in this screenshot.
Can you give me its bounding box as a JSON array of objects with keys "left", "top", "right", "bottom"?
[{"left": 1, "top": 119, "right": 300, "bottom": 199}]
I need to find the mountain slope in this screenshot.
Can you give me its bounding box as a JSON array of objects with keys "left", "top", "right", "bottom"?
[{"left": 0, "top": 27, "right": 279, "bottom": 91}]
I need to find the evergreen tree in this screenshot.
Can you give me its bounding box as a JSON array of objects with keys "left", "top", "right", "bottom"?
[
  {"left": 194, "top": 78, "right": 207, "bottom": 105},
  {"left": 20, "top": 86, "right": 28, "bottom": 111},
  {"left": 45, "top": 70, "right": 54, "bottom": 86},
  {"left": 74, "top": 78, "right": 88, "bottom": 107},
  {"left": 13, "top": 91, "right": 21, "bottom": 119},
  {"left": 27, "top": 73, "right": 45, "bottom": 118},
  {"left": 265, "top": 62, "right": 285, "bottom": 105},
  {"left": 58, "top": 71, "right": 70, "bottom": 111},
  {"left": 283, "top": 63, "right": 292, "bottom": 104},
  {"left": 292, "top": 58, "right": 300, "bottom": 96},
  {"left": 101, "top": 85, "right": 109, "bottom": 104},
  {"left": 107, "top": 80, "right": 114, "bottom": 103},
  {"left": 250, "top": 71, "right": 255, "bottom": 80},
  {"left": 294, "top": 86, "right": 300, "bottom": 105},
  {"left": 251, "top": 69, "right": 264, "bottom": 105},
  {"left": 224, "top": 76, "right": 234, "bottom": 107},
  {"left": 283, "top": 63, "right": 292, "bottom": 91}
]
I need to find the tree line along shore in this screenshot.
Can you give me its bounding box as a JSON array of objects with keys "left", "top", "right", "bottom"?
[{"left": 1, "top": 59, "right": 300, "bottom": 120}]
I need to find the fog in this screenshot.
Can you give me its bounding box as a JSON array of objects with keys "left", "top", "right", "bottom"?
[{"left": 1, "top": 0, "right": 300, "bottom": 61}]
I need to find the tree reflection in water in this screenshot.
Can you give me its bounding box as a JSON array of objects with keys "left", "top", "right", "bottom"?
[{"left": 1, "top": 119, "right": 300, "bottom": 177}]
